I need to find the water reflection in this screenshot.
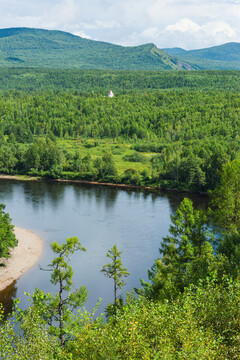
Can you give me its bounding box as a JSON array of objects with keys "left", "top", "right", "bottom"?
[
  {"left": 0, "top": 179, "right": 208, "bottom": 215},
  {"left": 0, "top": 180, "right": 16, "bottom": 199},
  {"left": 0, "top": 281, "right": 17, "bottom": 319},
  {"left": 22, "top": 181, "right": 66, "bottom": 210},
  {"left": 0, "top": 180, "right": 122, "bottom": 212},
  {"left": 73, "top": 184, "right": 119, "bottom": 210},
  {"left": 164, "top": 192, "right": 209, "bottom": 214}
]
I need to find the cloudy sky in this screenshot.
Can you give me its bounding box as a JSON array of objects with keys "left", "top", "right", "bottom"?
[{"left": 1, "top": 0, "right": 240, "bottom": 49}]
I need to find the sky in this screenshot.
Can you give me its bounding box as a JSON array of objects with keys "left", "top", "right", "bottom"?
[{"left": 0, "top": 0, "right": 240, "bottom": 50}]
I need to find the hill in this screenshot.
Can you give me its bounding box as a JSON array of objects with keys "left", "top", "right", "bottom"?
[
  {"left": 0, "top": 27, "right": 191, "bottom": 70},
  {"left": 164, "top": 42, "right": 240, "bottom": 70}
]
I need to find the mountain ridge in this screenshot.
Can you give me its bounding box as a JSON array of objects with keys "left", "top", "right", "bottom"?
[
  {"left": 0, "top": 27, "right": 191, "bottom": 70},
  {"left": 164, "top": 42, "right": 240, "bottom": 70}
]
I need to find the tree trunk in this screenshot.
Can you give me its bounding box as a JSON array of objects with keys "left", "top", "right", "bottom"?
[{"left": 59, "top": 276, "right": 65, "bottom": 347}]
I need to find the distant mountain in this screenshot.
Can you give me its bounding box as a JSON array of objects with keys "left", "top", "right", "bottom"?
[
  {"left": 0, "top": 27, "right": 191, "bottom": 70},
  {"left": 164, "top": 43, "right": 240, "bottom": 70},
  {"left": 164, "top": 48, "right": 188, "bottom": 56}
]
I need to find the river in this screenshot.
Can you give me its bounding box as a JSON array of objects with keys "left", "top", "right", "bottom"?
[{"left": 0, "top": 179, "right": 208, "bottom": 315}]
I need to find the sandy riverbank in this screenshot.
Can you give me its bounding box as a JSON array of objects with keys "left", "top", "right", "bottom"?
[{"left": 0, "top": 227, "right": 43, "bottom": 292}]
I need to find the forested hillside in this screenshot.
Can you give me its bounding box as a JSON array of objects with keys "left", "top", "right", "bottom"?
[
  {"left": 0, "top": 27, "right": 190, "bottom": 70},
  {"left": 164, "top": 42, "right": 240, "bottom": 70}
]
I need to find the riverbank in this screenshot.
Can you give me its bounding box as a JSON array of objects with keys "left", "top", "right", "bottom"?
[
  {"left": 0, "top": 174, "right": 207, "bottom": 196},
  {"left": 0, "top": 227, "right": 43, "bottom": 292},
  {"left": 0, "top": 174, "right": 40, "bottom": 181}
]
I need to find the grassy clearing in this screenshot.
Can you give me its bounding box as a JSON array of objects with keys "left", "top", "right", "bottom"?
[{"left": 57, "top": 138, "right": 151, "bottom": 176}]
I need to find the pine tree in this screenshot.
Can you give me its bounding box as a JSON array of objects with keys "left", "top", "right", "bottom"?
[
  {"left": 101, "top": 244, "right": 129, "bottom": 304},
  {"left": 30, "top": 237, "right": 88, "bottom": 347},
  {"left": 141, "top": 198, "right": 212, "bottom": 300},
  {"left": 210, "top": 159, "right": 240, "bottom": 234},
  {"left": 0, "top": 203, "right": 17, "bottom": 261}
]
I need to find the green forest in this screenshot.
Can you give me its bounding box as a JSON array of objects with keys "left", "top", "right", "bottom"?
[
  {"left": 1, "top": 70, "right": 240, "bottom": 191},
  {"left": 1, "top": 68, "right": 240, "bottom": 92},
  {"left": 0, "top": 28, "right": 189, "bottom": 70},
  {"left": 1, "top": 69, "right": 240, "bottom": 358},
  {"left": 165, "top": 42, "right": 240, "bottom": 70}
]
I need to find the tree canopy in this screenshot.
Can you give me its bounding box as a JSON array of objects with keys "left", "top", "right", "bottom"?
[
  {"left": 101, "top": 244, "right": 129, "bottom": 304},
  {"left": 0, "top": 203, "right": 17, "bottom": 261},
  {"left": 210, "top": 159, "right": 240, "bottom": 234}
]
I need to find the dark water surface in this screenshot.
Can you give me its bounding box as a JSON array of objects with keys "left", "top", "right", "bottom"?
[{"left": 0, "top": 179, "right": 208, "bottom": 314}]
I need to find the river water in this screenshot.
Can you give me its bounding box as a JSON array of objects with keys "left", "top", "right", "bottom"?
[{"left": 0, "top": 179, "right": 208, "bottom": 315}]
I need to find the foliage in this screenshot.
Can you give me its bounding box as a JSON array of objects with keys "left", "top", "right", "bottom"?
[
  {"left": 1, "top": 86, "right": 240, "bottom": 190},
  {"left": 210, "top": 159, "right": 240, "bottom": 234},
  {"left": 24, "top": 138, "right": 60, "bottom": 173},
  {"left": 218, "top": 233, "right": 240, "bottom": 278},
  {"left": 0, "top": 304, "right": 58, "bottom": 359},
  {"left": 0, "top": 28, "right": 187, "bottom": 70},
  {"left": 2, "top": 278, "right": 240, "bottom": 359},
  {"left": 1, "top": 68, "right": 240, "bottom": 92},
  {"left": 29, "top": 237, "right": 88, "bottom": 347},
  {"left": 66, "top": 278, "right": 240, "bottom": 359},
  {"left": 123, "top": 152, "right": 147, "bottom": 163},
  {"left": 94, "top": 152, "right": 118, "bottom": 182},
  {"left": 0, "top": 203, "right": 17, "bottom": 261},
  {"left": 140, "top": 198, "right": 227, "bottom": 300},
  {"left": 101, "top": 244, "right": 129, "bottom": 304}
]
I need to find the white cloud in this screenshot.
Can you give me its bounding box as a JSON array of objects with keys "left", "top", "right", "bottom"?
[
  {"left": 166, "top": 19, "right": 201, "bottom": 33},
  {"left": 0, "top": 0, "right": 240, "bottom": 49},
  {"left": 73, "top": 31, "right": 92, "bottom": 39},
  {"left": 95, "top": 20, "right": 119, "bottom": 29},
  {"left": 44, "top": 0, "right": 79, "bottom": 24},
  {"left": 162, "top": 19, "right": 237, "bottom": 49},
  {"left": 141, "top": 27, "right": 159, "bottom": 39},
  {"left": 203, "top": 21, "right": 236, "bottom": 38}
]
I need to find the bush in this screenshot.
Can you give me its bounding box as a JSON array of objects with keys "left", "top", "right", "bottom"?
[{"left": 123, "top": 152, "right": 147, "bottom": 163}]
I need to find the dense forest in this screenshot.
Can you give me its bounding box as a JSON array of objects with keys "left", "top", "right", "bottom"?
[
  {"left": 0, "top": 68, "right": 240, "bottom": 92},
  {"left": 0, "top": 72, "right": 240, "bottom": 191}
]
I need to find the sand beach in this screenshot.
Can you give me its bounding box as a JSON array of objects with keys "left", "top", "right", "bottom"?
[{"left": 0, "top": 227, "right": 43, "bottom": 292}]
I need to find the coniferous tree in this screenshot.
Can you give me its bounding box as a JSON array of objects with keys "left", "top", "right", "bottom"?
[
  {"left": 30, "top": 237, "right": 88, "bottom": 347},
  {"left": 210, "top": 159, "right": 240, "bottom": 234},
  {"left": 101, "top": 244, "right": 129, "bottom": 304},
  {"left": 141, "top": 198, "right": 214, "bottom": 300},
  {"left": 0, "top": 203, "right": 17, "bottom": 261}
]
